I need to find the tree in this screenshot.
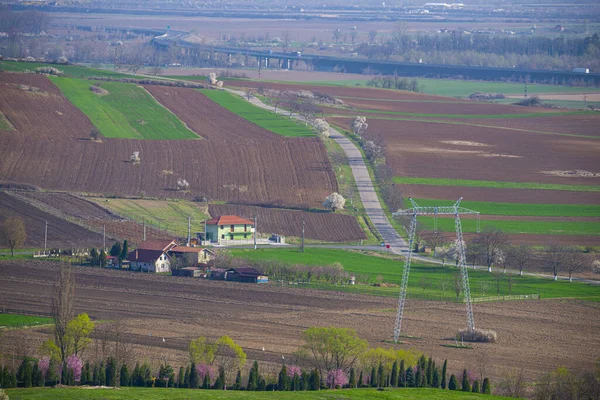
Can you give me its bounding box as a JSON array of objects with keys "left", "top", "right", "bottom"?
[
  {"left": 213, "top": 336, "right": 247, "bottom": 385},
  {"left": 247, "top": 361, "right": 259, "bottom": 390},
  {"left": 441, "top": 360, "right": 447, "bottom": 389},
  {"left": 309, "top": 369, "right": 320, "bottom": 390},
  {"left": 90, "top": 248, "right": 99, "bottom": 266},
  {"left": 120, "top": 240, "right": 129, "bottom": 262},
  {"left": 110, "top": 242, "right": 122, "bottom": 258},
  {"left": 188, "top": 336, "right": 217, "bottom": 365},
  {"left": 449, "top": 374, "right": 458, "bottom": 390},
  {"left": 0, "top": 216, "right": 26, "bottom": 257},
  {"left": 90, "top": 127, "right": 102, "bottom": 141},
  {"left": 543, "top": 243, "right": 573, "bottom": 280},
  {"left": 351, "top": 116, "right": 368, "bottom": 138},
  {"left": 462, "top": 369, "right": 471, "bottom": 392},
  {"left": 405, "top": 367, "right": 414, "bottom": 387},
  {"left": 565, "top": 251, "right": 591, "bottom": 282},
  {"left": 53, "top": 264, "right": 75, "bottom": 364},
  {"left": 399, "top": 360, "right": 406, "bottom": 387},
  {"left": 278, "top": 364, "right": 289, "bottom": 391},
  {"left": 368, "top": 30, "right": 378, "bottom": 45},
  {"left": 189, "top": 362, "right": 200, "bottom": 389},
  {"left": 472, "top": 380, "right": 480, "bottom": 393},
  {"left": 120, "top": 364, "right": 130, "bottom": 386},
  {"left": 295, "top": 327, "right": 368, "bottom": 378},
  {"left": 99, "top": 250, "right": 107, "bottom": 267},
  {"left": 66, "top": 313, "right": 95, "bottom": 357},
  {"left": 390, "top": 361, "right": 398, "bottom": 387},
  {"left": 482, "top": 377, "right": 491, "bottom": 394},
  {"left": 433, "top": 366, "right": 440, "bottom": 388},
  {"left": 349, "top": 367, "right": 357, "bottom": 388},
  {"left": 323, "top": 193, "right": 346, "bottom": 212},
  {"left": 506, "top": 244, "right": 534, "bottom": 276},
  {"left": 176, "top": 178, "right": 190, "bottom": 191},
  {"left": 471, "top": 226, "right": 509, "bottom": 272},
  {"left": 17, "top": 359, "right": 33, "bottom": 388},
  {"left": 105, "top": 357, "right": 118, "bottom": 387},
  {"left": 497, "top": 368, "right": 527, "bottom": 398}
]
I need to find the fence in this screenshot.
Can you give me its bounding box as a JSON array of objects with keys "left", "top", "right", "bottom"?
[{"left": 469, "top": 294, "right": 540, "bottom": 303}]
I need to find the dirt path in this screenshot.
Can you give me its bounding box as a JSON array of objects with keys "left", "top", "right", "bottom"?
[{"left": 225, "top": 87, "right": 408, "bottom": 253}]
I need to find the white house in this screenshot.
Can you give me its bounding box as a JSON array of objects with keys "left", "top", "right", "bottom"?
[{"left": 127, "top": 239, "right": 177, "bottom": 273}]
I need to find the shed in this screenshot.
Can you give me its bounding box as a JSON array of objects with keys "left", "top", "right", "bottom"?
[
  {"left": 172, "top": 267, "right": 204, "bottom": 278},
  {"left": 226, "top": 267, "right": 268, "bottom": 283}
]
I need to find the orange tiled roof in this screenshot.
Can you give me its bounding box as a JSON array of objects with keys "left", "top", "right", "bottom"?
[{"left": 205, "top": 215, "right": 254, "bottom": 226}]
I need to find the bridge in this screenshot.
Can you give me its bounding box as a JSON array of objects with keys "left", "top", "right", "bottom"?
[{"left": 153, "top": 31, "right": 600, "bottom": 85}]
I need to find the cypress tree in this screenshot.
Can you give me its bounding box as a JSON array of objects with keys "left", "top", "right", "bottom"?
[
  {"left": 183, "top": 365, "right": 190, "bottom": 388},
  {"left": 309, "top": 369, "right": 320, "bottom": 390},
  {"left": 9, "top": 369, "right": 18, "bottom": 388},
  {"left": 441, "top": 359, "right": 447, "bottom": 389},
  {"left": 426, "top": 357, "right": 433, "bottom": 387},
  {"left": 472, "top": 380, "right": 481, "bottom": 393},
  {"left": 110, "top": 242, "right": 122, "bottom": 257},
  {"left": 390, "top": 361, "right": 398, "bottom": 387},
  {"left": 83, "top": 362, "right": 91, "bottom": 385},
  {"left": 415, "top": 368, "right": 422, "bottom": 388},
  {"left": 168, "top": 370, "right": 175, "bottom": 388},
  {"left": 462, "top": 369, "right": 471, "bottom": 392},
  {"left": 234, "top": 369, "right": 242, "bottom": 390},
  {"left": 120, "top": 240, "right": 129, "bottom": 261},
  {"left": 418, "top": 355, "right": 427, "bottom": 372},
  {"left": 247, "top": 366, "right": 256, "bottom": 390},
  {"left": 120, "top": 364, "right": 130, "bottom": 387},
  {"left": 405, "top": 366, "right": 414, "bottom": 387},
  {"left": 0, "top": 366, "right": 7, "bottom": 388},
  {"left": 482, "top": 377, "right": 491, "bottom": 394},
  {"left": 257, "top": 376, "right": 266, "bottom": 391},
  {"left": 189, "top": 362, "right": 199, "bottom": 389},
  {"left": 432, "top": 366, "right": 440, "bottom": 388},
  {"left": 22, "top": 360, "right": 33, "bottom": 388},
  {"left": 202, "top": 372, "right": 210, "bottom": 389},
  {"left": 105, "top": 357, "right": 117, "bottom": 387},
  {"left": 292, "top": 373, "right": 300, "bottom": 391},
  {"left": 177, "top": 366, "right": 184, "bottom": 388},
  {"left": 61, "top": 362, "right": 68, "bottom": 386},
  {"left": 349, "top": 367, "right": 357, "bottom": 388},
  {"left": 278, "top": 364, "right": 289, "bottom": 391},
  {"left": 130, "top": 363, "right": 140, "bottom": 387},
  {"left": 358, "top": 370, "right": 364, "bottom": 388},
  {"left": 399, "top": 360, "right": 406, "bottom": 387},
  {"left": 32, "top": 362, "right": 43, "bottom": 387},
  {"left": 301, "top": 369, "right": 310, "bottom": 390},
  {"left": 98, "top": 361, "right": 106, "bottom": 386},
  {"left": 213, "top": 366, "right": 225, "bottom": 390},
  {"left": 370, "top": 366, "right": 377, "bottom": 387},
  {"left": 449, "top": 374, "right": 458, "bottom": 390},
  {"left": 377, "top": 363, "right": 384, "bottom": 387}
]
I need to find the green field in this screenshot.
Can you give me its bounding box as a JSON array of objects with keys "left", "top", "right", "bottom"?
[
  {"left": 0, "top": 313, "right": 53, "bottom": 328},
  {"left": 201, "top": 90, "right": 316, "bottom": 137},
  {"left": 5, "top": 387, "right": 512, "bottom": 400},
  {"left": 90, "top": 198, "right": 209, "bottom": 237},
  {"left": 0, "top": 111, "right": 13, "bottom": 130},
  {"left": 394, "top": 177, "right": 600, "bottom": 192},
  {"left": 1, "top": 61, "right": 131, "bottom": 79},
  {"left": 409, "top": 199, "right": 600, "bottom": 217},
  {"left": 231, "top": 248, "right": 600, "bottom": 301},
  {"left": 50, "top": 77, "right": 198, "bottom": 140},
  {"left": 419, "top": 217, "right": 600, "bottom": 236}
]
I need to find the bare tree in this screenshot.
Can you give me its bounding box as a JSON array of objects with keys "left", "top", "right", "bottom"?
[
  {"left": 543, "top": 243, "right": 572, "bottom": 281},
  {"left": 52, "top": 264, "right": 75, "bottom": 363},
  {"left": 506, "top": 244, "right": 534, "bottom": 276},
  {"left": 439, "top": 278, "right": 451, "bottom": 298},
  {"left": 453, "top": 273, "right": 462, "bottom": 301},
  {"left": 497, "top": 368, "right": 528, "bottom": 398},
  {"left": 420, "top": 231, "right": 444, "bottom": 257},
  {"left": 281, "top": 31, "right": 291, "bottom": 52},
  {"left": 245, "top": 89, "right": 254, "bottom": 101},
  {"left": 471, "top": 226, "right": 509, "bottom": 272},
  {"left": 565, "top": 252, "right": 591, "bottom": 282},
  {"left": 368, "top": 30, "right": 378, "bottom": 45},
  {"left": 480, "top": 281, "right": 490, "bottom": 297},
  {"left": 0, "top": 216, "right": 27, "bottom": 257}
]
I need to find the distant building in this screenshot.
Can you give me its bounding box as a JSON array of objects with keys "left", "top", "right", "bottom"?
[
  {"left": 127, "top": 239, "right": 214, "bottom": 273},
  {"left": 170, "top": 246, "right": 215, "bottom": 264},
  {"left": 127, "top": 248, "right": 171, "bottom": 273},
  {"left": 226, "top": 267, "right": 269, "bottom": 283},
  {"left": 203, "top": 215, "right": 254, "bottom": 243}
]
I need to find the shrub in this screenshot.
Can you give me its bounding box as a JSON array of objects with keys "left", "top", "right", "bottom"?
[
  {"left": 34, "top": 66, "right": 63, "bottom": 76},
  {"left": 515, "top": 96, "right": 542, "bottom": 107},
  {"left": 482, "top": 377, "right": 491, "bottom": 394},
  {"left": 472, "top": 380, "right": 480, "bottom": 393},
  {"left": 457, "top": 328, "right": 497, "bottom": 343}
]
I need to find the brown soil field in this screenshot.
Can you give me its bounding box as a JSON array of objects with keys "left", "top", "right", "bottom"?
[
  {"left": 0, "top": 73, "right": 337, "bottom": 208},
  {"left": 0, "top": 191, "right": 103, "bottom": 248},
  {"left": 329, "top": 117, "right": 599, "bottom": 187},
  {"left": 209, "top": 204, "right": 366, "bottom": 242},
  {"left": 1, "top": 260, "right": 598, "bottom": 382}
]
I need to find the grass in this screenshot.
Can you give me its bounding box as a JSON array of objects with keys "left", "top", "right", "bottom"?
[
  {"left": 230, "top": 248, "right": 600, "bottom": 301},
  {"left": 89, "top": 198, "right": 209, "bottom": 237},
  {"left": 0, "top": 314, "right": 53, "bottom": 328},
  {"left": 200, "top": 89, "right": 315, "bottom": 137},
  {"left": 1, "top": 60, "right": 131, "bottom": 79},
  {"left": 49, "top": 77, "right": 198, "bottom": 140},
  {"left": 418, "top": 217, "right": 600, "bottom": 236},
  {"left": 394, "top": 177, "right": 600, "bottom": 192},
  {"left": 0, "top": 111, "right": 13, "bottom": 130},
  {"left": 5, "top": 387, "right": 513, "bottom": 399},
  {"left": 409, "top": 198, "right": 600, "bottom": 217}
]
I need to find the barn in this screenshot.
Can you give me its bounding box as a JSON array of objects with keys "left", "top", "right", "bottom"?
[{"left": 225, "top": 267, "right": 268, "bottom": 283}]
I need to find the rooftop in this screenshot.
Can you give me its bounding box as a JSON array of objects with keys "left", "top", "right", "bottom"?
[
  {"left": 137, "top": 239, "right": 177, "bottom": 252},
  {"left": 205, "top": 215, "right": 254, "bottom": 226},
  {"left": 127, "top": 249, "right": 166, "bottom": 263}
]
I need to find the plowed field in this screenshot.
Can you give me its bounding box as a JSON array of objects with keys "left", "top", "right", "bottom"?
[
  {"left": 0, "top": 73, "right": 337, "bottom": 208},
  {"left": 209, "top": 204, "right": 366, "bottom": 242},
  {"left": 1, "top": 260, "right": 598, "bottom": 382},
  {"left": 0, "top": 192, "right": 102, "bottom": 248}
]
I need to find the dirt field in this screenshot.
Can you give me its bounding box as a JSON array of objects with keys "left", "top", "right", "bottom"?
[
  {"left": 329, "top": 117, "right": 599, "bottom": 188},
  {"left": 0, "top": 192, "right": 103, "bottom": 248},
  {"left": 209, "top": 204, "right": 366, "bottom": 242},
  {"left": 1, "top": 260, "right": 598, "bottom": 383},
  {"left": 0, "top": 73, "right": 337, "bottom": 209}
]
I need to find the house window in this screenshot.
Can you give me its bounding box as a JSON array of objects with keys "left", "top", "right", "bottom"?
[
  {"left": 244, "top": 224, "right": 247, "bottom": 232},
  {"left": 230, "top": 224, "right": 234, "bottom": 232},
  {"left": 244, "top": 234, "right": 247, "bottom": 239},
  {"left": 230, "top": 234, "right": 234, "bottom": 240},
  {"left": 221, "top": 234, "right": 225, "bottom": 239},
  {"left": 220, "top": 225, "right": 224, "bottom": 229}
]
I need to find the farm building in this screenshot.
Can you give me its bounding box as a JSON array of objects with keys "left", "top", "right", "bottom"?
[
  {"left": 202, "top": 215, "right": 254, "bottom": 243},
  {"left": 226, "top": 267, "right": 268, "bottom": 283},
  {"left": 172, "top": 267, "right": 205, "bottom": 278},
  {"left": 170, "top": 246, "right": 215, "bottom": 264}
]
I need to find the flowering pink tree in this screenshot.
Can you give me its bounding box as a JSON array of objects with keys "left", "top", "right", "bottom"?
[
  {"left": 326, "top": 369, "right": 348, "bottom": 389},
  {"left": 67, "top": 354, "right": 83, "bottom": 382},
  {"left": 287, "top": 365, "right": 302, "bottom": 379},
  {"left": 196, "top": 363, "right": 214, "bottom": 383},
  {"left": 38, "top": 357, "right": 50, "bottom": 378}
]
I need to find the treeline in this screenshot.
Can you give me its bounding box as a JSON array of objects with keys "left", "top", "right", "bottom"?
[
  {"left": 366, "top": 75, "right": 421, "bottom": 92},
  {"left": 356, "top": 33, "right": 600, "bottom": 72}
]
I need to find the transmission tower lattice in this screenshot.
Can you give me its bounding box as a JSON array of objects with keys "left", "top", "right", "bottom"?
[{"left": 392, "top": 197, "right": 480, "bottom": 343}]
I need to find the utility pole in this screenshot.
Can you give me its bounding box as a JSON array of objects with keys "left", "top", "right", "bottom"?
[
  {"left": 253, "top": 214, "right": 257, "bottom": 250},
  {"left": 301, "top": 217, "right": 305, "bottom": 253},
  {"left": 187, "top": 216, "right": 191, "bottom": 246},
  {"left": 44, "top": 221, "right": 48, "bottom": 255},
  {"left": 143, "top": 219, "right": 146, "bottom": 241},
  {"left": 102, "top": 224, "right": 106, "bottom": 251}
]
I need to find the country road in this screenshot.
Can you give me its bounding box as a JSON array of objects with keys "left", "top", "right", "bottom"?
[{"left": 226, "top": 88, "right": 408, "bottom": 254}]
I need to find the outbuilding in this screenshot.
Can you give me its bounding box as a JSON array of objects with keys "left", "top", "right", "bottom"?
[{"left": 226, "top": 267, "right": 268, "bottom": 283}]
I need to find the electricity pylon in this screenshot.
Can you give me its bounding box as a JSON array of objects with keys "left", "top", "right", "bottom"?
[{"left": 392, "top": 197, "right": 480, "bottom": 343}]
